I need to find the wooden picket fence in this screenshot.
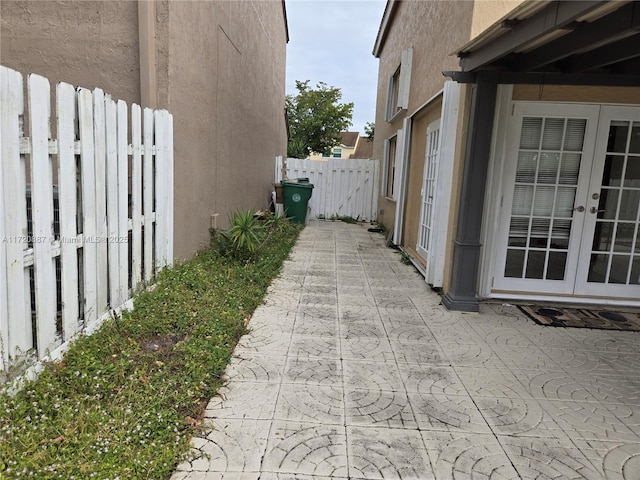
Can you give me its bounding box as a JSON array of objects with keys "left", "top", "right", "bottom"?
[
  {"left": 275, "top": 157, "right": 379, "bottom": 222},
  {"left": 0, "top": 66, "right": 174, "bottom": 379}
]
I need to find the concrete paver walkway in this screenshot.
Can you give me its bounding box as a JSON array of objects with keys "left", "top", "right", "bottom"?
[{"left": 173, "top": 221, "right": 640, "bottom": 479}]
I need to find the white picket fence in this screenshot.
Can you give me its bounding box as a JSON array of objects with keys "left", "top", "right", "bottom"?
[
  {"left": 275, "top": 157, "right": 379, "bottom": 222},
  {"left": 0, "top": 66, "right": 174, "bottom": 379}
]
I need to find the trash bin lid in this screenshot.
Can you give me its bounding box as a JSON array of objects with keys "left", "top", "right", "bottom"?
[{"left": 281, "top": 178, "right": 309, "bottom": 184}]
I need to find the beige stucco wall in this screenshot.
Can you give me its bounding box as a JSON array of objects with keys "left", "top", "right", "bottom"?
[
  {"left": 512, "top": 85, "right": 640, "bottom": 104},
  {"left": 374, "top": 0, "right": 474, "bottom": 230},
  {"left": 373, "top": 0, "right": 518, "bottom": 233},
  {"left": 470, "top": 0, "right": 526, "bottom": 38},
  {"left": 165, "top": 1, "right": 288, "bottom": 258},
  {"left": 1, "top": 0, "right": 288, "bottom": 259},
  {"left": 0, "top": 1, "right": 141, "bottom": 106}
]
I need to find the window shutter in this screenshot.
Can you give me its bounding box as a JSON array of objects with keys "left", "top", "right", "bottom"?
[{"left": 397, "top": 48, "right": 413, "bottom": 110}]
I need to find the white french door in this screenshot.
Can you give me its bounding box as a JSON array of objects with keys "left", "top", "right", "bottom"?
[
  {"left": 417, "top": 119, "right": 440, "bottom": 259},
  {"left": 575, "top": 107, "right": 640, "bottom": 297},
  {"left": 493, "top": 103, "right": 640, "bottom": 300}
]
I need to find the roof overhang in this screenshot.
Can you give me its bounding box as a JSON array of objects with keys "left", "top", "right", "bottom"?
[
  {"left": 444, "top": 0, "right": 640, "bottom": 86},
  {"left": 373, "top": 0, "right": 399, "bottom": 58},
  {"left": 282, "top": 0, "right": 290, "bottom": 43}
]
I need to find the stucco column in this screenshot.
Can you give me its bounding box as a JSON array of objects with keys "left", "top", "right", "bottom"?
[
  {"left": 442, "top": 81, "right": 497, "bottom": 312},
  {"left": 138, "top": 0, "right": 157, "bottom": 109}
]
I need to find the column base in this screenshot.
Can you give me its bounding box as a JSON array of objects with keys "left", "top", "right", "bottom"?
[{"left": 441, "top": 292, "right": 480, "bottom": 312}]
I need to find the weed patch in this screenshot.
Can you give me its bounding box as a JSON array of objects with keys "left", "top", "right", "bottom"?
[{"left": 0, "top": 220, "right": 302, "bottom": 479}]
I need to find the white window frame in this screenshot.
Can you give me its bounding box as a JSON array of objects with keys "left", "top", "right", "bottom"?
[{"left": 385, "top": 48, "right": 413, "bottom": 122}]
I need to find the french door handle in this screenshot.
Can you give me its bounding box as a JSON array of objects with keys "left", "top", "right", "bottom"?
[
  {"left": 574, "top": 205, "right": 585, "bottom": 212},
  {"left": 590, "top": 207, "right": 605, "bottom": 214}
]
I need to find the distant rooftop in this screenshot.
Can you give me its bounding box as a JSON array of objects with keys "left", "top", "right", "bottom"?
[
  {"left": 340, "top": 131, "right": 359, "bottom": 148},
  {"left": 351, "top": 137, "right": 373, "bottom": 159}
]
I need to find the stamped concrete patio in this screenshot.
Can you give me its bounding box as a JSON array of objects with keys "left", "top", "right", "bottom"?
[{"left": 172, "top": 220, "right": 640, "bottom": 480}]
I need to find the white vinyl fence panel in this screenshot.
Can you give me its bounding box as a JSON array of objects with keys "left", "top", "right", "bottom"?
[
  {"left": 0, "top": 66, "right": 174, "bottom": 379},
  {"left": 275, "top": 157, "right": 379, "bottom": 222}
]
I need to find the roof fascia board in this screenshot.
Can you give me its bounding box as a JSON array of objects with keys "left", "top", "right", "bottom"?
[
  {"left": 282, "top": 0, "right": 290, "bottom": 43},
  {"left": 459, "top": 0, "right": 609, "bottom": 72},
  {"left": 373, "top": 0, "right": 399, "bottom": 58}
]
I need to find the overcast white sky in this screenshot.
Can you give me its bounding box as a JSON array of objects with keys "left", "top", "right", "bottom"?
[{"left": 285, "top": 0, "right": 387, "bottom": 135}]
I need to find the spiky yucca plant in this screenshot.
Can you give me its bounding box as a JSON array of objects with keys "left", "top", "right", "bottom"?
[{"left": 222, "top": 210, "right": 265, "bottom": 258}]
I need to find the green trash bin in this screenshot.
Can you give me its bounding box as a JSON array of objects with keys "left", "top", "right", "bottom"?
[{"left": 282, "top": 179, "right": 314, "bottom": 223}]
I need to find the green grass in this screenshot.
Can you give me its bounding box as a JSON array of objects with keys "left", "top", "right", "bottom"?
[{"left": 0, "top": 220, "right": 302, "bottom": 479}]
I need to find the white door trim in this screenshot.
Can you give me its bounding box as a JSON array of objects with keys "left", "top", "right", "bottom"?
[
  {"left": 393, "top": 117, "right": 412, "bottom": 245},
  {"left": 480, "top": 84, "right": 513, "bottom": 296},
  {"left": 426, "top": 81, "right": 461, "bottom": 288}
]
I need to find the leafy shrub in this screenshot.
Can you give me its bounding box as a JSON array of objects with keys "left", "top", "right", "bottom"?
[
  {"left": 263, "top": 210, "right": 296, "bottom": 236},
  {"left": 215, "top": 210, "right": 265, "bottom": 259}
]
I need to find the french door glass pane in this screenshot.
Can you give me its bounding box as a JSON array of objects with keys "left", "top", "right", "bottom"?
[
  {"left": 630, "top": 124, "right": 640, "bottom": 153},
  {"left": 508, "top": 218, "right": 529, "bottom": 246},
  {"left": 505, "top": 249, "right": 525, "bottom": 278},
  {"left": 565, "top": 119, "right": 587, "bottom": 151},
  {"left": 526, "top": 251, "right": 545, "bottom": 279},
  {"left": 537, "top": 153, "right": 560, "bottom": 183},
  {"left": 603, "top": 155, "right": 625, "bottom": 186},
  {"left": 588, "top": 254, "right": 607, "bottom": 282},
  {"left": 592, "top": 222, "right": 614, "bottom": 251},
  {"left": 512, "top": 185, "right": 533, "bottom": 215},
  {"left": 555, "top": 187, "right": 577, "bottom": 217},
  {"left": 542, "top": 119, "right": 564, "bottom": 150},
  {"left": 609, "top": 255, "right": 630, "bottom": 284},
  {"left": 607, "top": 121, "right": 629, "bottom": 152},
  {"left": 533, "top": 186, "right": 554, "bottom": 215},
  {"left": 559, "top": 153, "right": 581, "bottom": 184},
  {"left": 626, "top": 155, "right": 640, "bottom": 186},
  {"left": 520, "top": 118, "right": 542, "bottom": 148},
  {"left": 516, "top": 152, "right": 537, "bottom": 182},
  {"left": 620, "top": 190, "right": 640, "bottom": 221},
  {"left": 551, "top": 219, "right": 571, "bottom": 248},
  {"left": 632, "top": 257, "right": 640, "bottom": 283},
  {"left": 547, "top": 252, "right": 567, "bottom": 280},
  {"left": 614, "top": 223, "right": 635, "bottom": 253}
]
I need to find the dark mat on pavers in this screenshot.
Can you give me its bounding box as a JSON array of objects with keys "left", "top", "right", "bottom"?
[{"left": 518, "top": 305, "right": 640, "bottom": 331}]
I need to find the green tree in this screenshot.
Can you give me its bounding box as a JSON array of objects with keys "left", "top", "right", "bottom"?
[
  {"left": 364, "top": 121, "right": 375, "bottom": 140},
  {"left": 286, "top": 80, "right": 354, "bottom": 158}
]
